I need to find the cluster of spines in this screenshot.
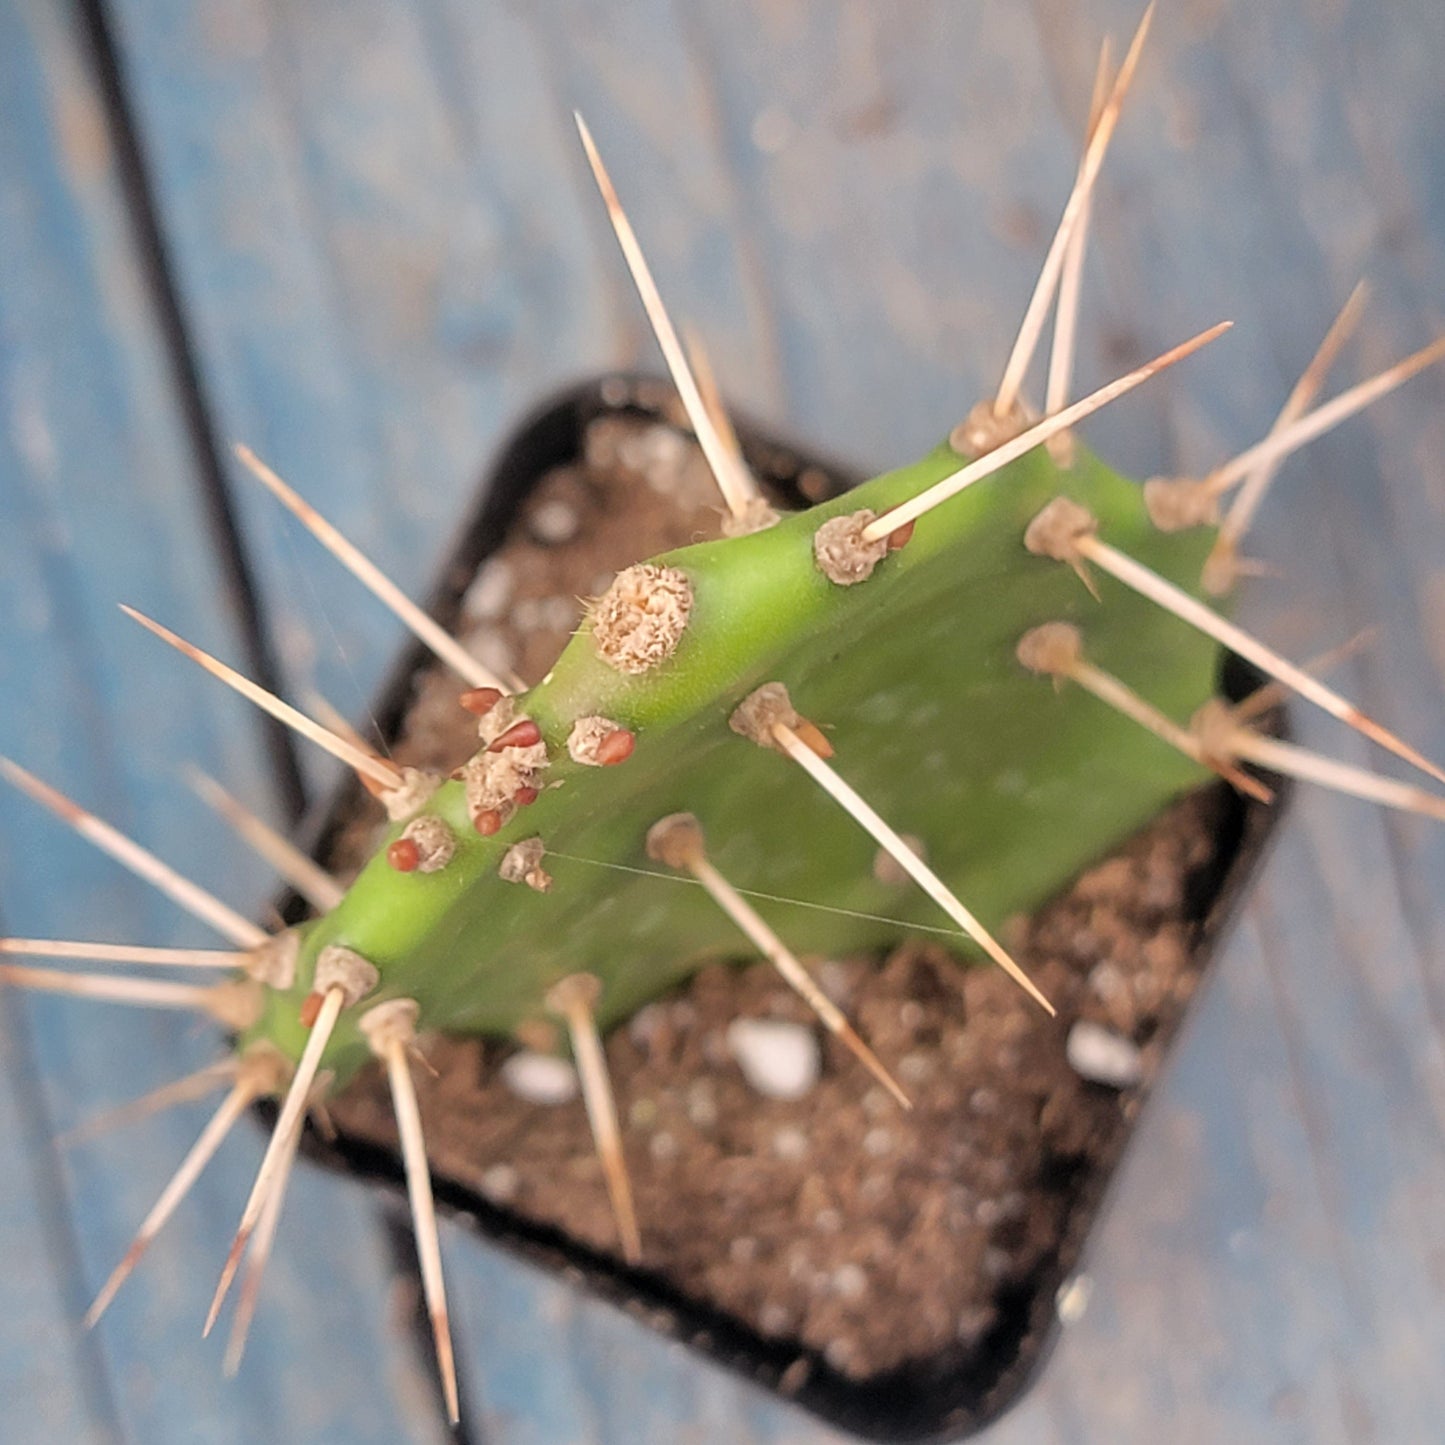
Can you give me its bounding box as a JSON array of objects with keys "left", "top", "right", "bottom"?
[{"left": 4, "top": 5, "right": 1445, "bottom": 1422}]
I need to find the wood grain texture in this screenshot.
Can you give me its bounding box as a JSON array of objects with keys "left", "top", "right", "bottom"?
[
  {"left": 2, "top": 0, "right": 1443, "bottom": 1440},
  {"left": 98, "top": 0, "right": 617, "bottom": 796},
  {"left": 0, "top": 4, "right": 443, "bottom": 1442}
]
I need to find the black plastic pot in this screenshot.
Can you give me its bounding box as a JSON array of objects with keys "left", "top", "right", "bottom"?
[{"left": 284, "top": 377, "right": 1281, "bottom": 1442}]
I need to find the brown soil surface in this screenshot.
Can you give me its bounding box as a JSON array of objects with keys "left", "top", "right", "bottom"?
[{"left": 321, "top": 395, "right": 1243, "bottom": 1400}]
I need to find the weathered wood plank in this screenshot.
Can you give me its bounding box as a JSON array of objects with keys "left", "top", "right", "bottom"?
[
  {"left": 444, "top": 1224, "right": 825, "bottom": 1445},
  {"left": 0, "top": 990, "right": 114, "bottom": 1445},
  {"left": 0, "top": 4, "right": 440, "bottom": 1441},
  {"left": 99, "top": 0, "right": 616, "bottom": 794}
]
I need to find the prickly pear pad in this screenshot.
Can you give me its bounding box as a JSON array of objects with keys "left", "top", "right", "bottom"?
[{"left": 244, "top": 438, "right": 1215, "bottom": 1079}]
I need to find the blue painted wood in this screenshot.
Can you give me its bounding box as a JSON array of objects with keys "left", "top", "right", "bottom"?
[
  {"left": 0, "top": 990, "right": 113, "bottom": 1445},
  {"left": 445, "top": 1223, "right": 826, "bottom": 1445},
  {"left": 98, "top": 0, "right": 617, "bottom": 795},
  {"left": 3, "top": 0, "right": 1444, "bottom": 1439},
  {"left": 0, "top": 4, "right": 440, "bottom": 1442}
]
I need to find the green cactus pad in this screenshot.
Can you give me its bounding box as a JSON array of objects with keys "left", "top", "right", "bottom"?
[{"left": 242, "top": 433, "right": 1218, "bottom": 1083}]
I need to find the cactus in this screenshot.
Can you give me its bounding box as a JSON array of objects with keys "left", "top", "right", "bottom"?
[
  {"left": 4, "top": 8, "right": 1445, "bottom": 1428},
  {"left": 239, "top": 426, "right": 1227, "bottom": 1074}
]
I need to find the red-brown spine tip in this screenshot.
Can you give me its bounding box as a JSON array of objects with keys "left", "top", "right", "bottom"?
[
  {"left": 46, "top": 787, "right": 86, "bottom": 825},
  {"left": 299, "top": 991, "right": 324, "bottom": 1028},
  {"left": 886, "top": 520, "right": 916, "bottom": 551},
  {"left": 596, "top": 728, "right": 636, "bottom": 766},
  {"left": 793, "top": 720, "right": 834, "bottom": 759},
  {"left": 487, "top": 719, "right": 543, "bottom": 753},
  {"left": 513, "top": 786, "right": 539, "bottom": 807},
  {"left": 459, "top": 686, "right": 504, "bottom": 717},
  {"left": 387, "top": 838, "right": 421, "bottom": 873},
  {"left": 203, "top": 1231, "right": 251, "bottom": 1337},
  {"left": 474, "top": 809, "right": 503, "bottom": 837}
]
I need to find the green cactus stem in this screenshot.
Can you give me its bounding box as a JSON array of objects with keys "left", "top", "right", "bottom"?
[{"left": 241, "top": 433, "right": 1218, "bottom": 1083}]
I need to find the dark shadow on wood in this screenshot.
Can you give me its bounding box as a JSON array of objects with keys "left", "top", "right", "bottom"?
[
  {"left": 70, "top": 0, "right": 308, "bottom": 821},
  {"left": 377, "top": 1205, "right": 487, "bottom": 1445}
]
